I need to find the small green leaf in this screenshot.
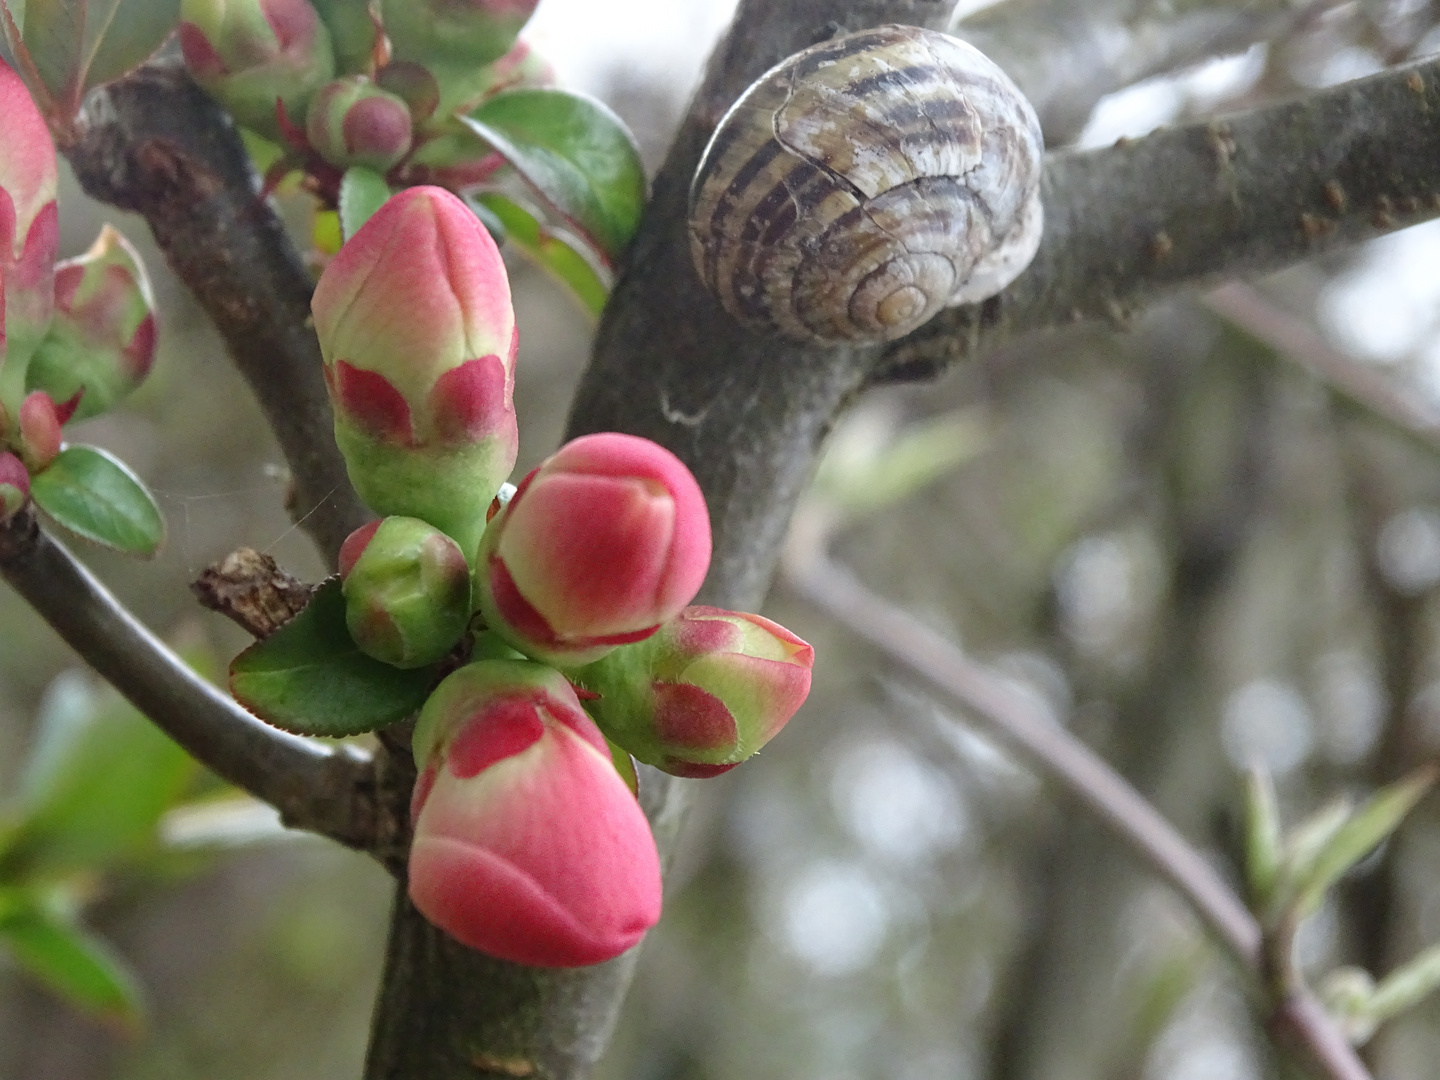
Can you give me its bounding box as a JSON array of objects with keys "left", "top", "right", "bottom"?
[
  {"left": 338, "top": 166, "right": 392, "bottom": 241},
  {"left": 29, "top": 444, "right": 164, "bottom": 555},
  {"left": 1292, "top": 767, "right": 1436, "bottom": 917},
  {"left": 230, "top": 578, "right": 437, "bottom": 736},
  {"left": 10, "top": 0, "right": 179, "bottom": 118},
  {"left": 0, "top": 669, "right": 197, "bottom": 879},
  {"left": 1368, "top": 942, "right": 1440, "bottom": 1027},
  {"left": 1243, "top": 766, "right": 1283, "bottom": 910},
  {"left": 461, "top": 88, "right": 646, "bottom": 263},
  {"left": 476, "top": 193, "right": 610, "bottom": 316},
  {"left": 0, "top": 890, "right": 143, "bottom": 1028}
]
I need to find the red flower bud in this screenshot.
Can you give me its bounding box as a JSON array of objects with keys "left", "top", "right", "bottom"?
[
  {"left": 0, "top": 450, "right": 29, "bottom": 520},
  {"left": 312, "top": 186, "right": 517, "bottom": 557},
  {"left": 306, "top": 77, "right": 414, "bottom": 172},
  {"left": 0, "top": 59, "right": 59, "bottom": 413},
  {"left": 475, "top": 433, "right": 712, "bottom": 666},
  {"left": 17, "top": 391, "right": 62, "bottom": 471},
  {"left": 577, "top": 607, "right": 813, "bottom": 776},
  {"left": 180, "top": 0, "right": 336, "bottom": 139},
  {"left": 409, "top": 659, "right": 661, "bottom": 966},
  {"left": 26, "top": 225, "right": 158, "bottom": 422}
]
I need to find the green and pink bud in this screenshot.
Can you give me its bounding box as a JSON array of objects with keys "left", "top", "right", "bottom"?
[
  {"left": 381, "top": 0, "right": 540, "bottom": 71},
  {"left": 311, "top": 185, "right": 517, "bottom": 558},
  {"left": 0, "top": 59, "right": 60, "bottom": 412},
  {"left": 475, "top": 433, "right": 712, "bottom": 667},
  {"left": 409, "top": 659, "right": 662, "bottom": 967},
  {"left": 339, "top": 516, "right": 472, "bottom": 668},
  {"left": 0, "top": 451, "right": 28, "bottom": 520},
  {"left": 16, "top": 391, "right": 63, "bottom": 471},
  {"left": 306, "top": 77, "right": 414, "bottom": 172},
  {"left": 179, "top": 0, "right": 336, "bottom": 140},
  {"left": 25, "top": 226, "right": 157, "bottom": 422},
  {"left": 577, "top": 607, "right": 814, "bottom": 777}
]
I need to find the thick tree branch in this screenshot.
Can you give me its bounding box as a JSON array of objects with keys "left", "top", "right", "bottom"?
[
  {"left": 0, "top": 508, "right": 377, "bottom": 851},
  {"left": 62, "top": 60, "right": 368, "bottom": 566},
  {"left": 882, "top": 54, "right": 1440, "bottom": 382}
]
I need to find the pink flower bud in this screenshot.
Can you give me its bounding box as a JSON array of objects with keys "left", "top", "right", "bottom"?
[
  {"left": 26, "top": 226, "right": 157, "bottom": 422},
  {"left": 179, "top": 0, "right": 336, "bottom": 140},
  {"left": 0, "top": 450, "right": 29, "bottom": 520},
  {"left": 409, "top": 659, "right": 662, "bottom": 966},
  {"left": 577, "top": 607, "right": 813, "bottom": 776},
  {"left": 339, "top": 516, "right": 472, "bottom": 668},
  {"left": 306, "top": 77, "right": 414, "bottom": 172},
  {"left": 0, "top": 59, "right": 59, "bottom": 409},
  {"left": 18, "top": 391, "right": 62, "bottom": 471},
  {"left": 312, "top": 186, "right": 517, "bottom": 558},
  {"left": 475, "top": 433, "right": 712, "bottom": 667},
  {"left": 381, "top": 0, "right": 540, "bottom": 70}
]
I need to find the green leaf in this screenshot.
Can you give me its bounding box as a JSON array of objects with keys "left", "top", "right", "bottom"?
[
  {"left": 461, "top": 88, "right": 646, "bottom": 264},
  {"left": 9, "top": 0, "right": 179, "bottom": 117},
  {"left": 1, "top": 670, "right": 197, "bottom": 879},
  {"left": 0, "top": 889, "right": 143, "bottom": 1028},
  {"left": 1368, "top": 942, "right": 1440, "bottom": 1026},
  {"left": 15, "top": 657, "right": 204, "bottom": 871},
  {"left": 1242, "top": 766, "right": 1283, "bottom": 910},
  {"left": 29, "top": 444, "right": 164, "bottom": 555},
  {"left": 476, "top": 193, "right": 609, "bottom": 316},
  {"left": 338, "top": 167, "right": 392, "bottom": 241},
  {"left": 230, "top": 578, "right": 437, "bottom": 736},
  {"left": 1291, "top": 767, "right": 1436, "bottom": 917}
]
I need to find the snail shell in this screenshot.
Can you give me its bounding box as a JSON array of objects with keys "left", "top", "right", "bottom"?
[{"left": 688, "top": 24, "right": 1044, "bottom": 344}]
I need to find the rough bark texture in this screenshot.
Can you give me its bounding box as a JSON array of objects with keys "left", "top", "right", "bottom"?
[{"left": 882, "top": 53, "right": 1440, "bottom": 381}]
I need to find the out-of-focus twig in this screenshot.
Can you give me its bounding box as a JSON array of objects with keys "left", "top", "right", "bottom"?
[
  {"left": 780, "top": 502, "right": 1375, "bottom": 1080},
  {"left": 1205, "top": 282, "right": 1440, "bottom": 453},
  {"left": 0, "top": 508, "right": 379, "bottom": 853}
]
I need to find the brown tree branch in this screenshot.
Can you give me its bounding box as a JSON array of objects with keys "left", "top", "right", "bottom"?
[
  {"left": 63, "top": 59, "right": 369, "bottom": 566},
  {"left": 0, "top": 508, "right": 378, "bottom": 851},
  {"left": 881, "top": 53, "right": 1440, "bottom": 383}
]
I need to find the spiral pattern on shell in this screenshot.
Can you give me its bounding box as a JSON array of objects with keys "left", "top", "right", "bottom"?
[{"left": 687, "top": 25, "right": 1044, "bottom": 344}]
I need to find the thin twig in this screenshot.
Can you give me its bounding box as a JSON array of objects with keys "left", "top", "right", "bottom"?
[
  {"left": 1204, "top": 282, "right": 1440, "bottom": 454},
  {"left": 779, "top": 502, "right": 1375, "bottom": 1080},
  {"left": 0, "top": 508, "right": 378, "bottom": 852}
]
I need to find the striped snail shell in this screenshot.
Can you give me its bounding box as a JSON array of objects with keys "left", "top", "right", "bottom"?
[{"left": 688, "top": 24, "right": 1044, "bottom": 344}]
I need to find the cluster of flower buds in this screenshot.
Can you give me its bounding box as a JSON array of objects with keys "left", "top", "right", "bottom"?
[
  {"left": 310, "top": 183, "right": 815, "bottom": 969},
  {"left": 0, "top": 60, "right": 157, "bottom": 520},
  {"left": 179, "top": 0, "right": 554, "bottom": 196}
]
